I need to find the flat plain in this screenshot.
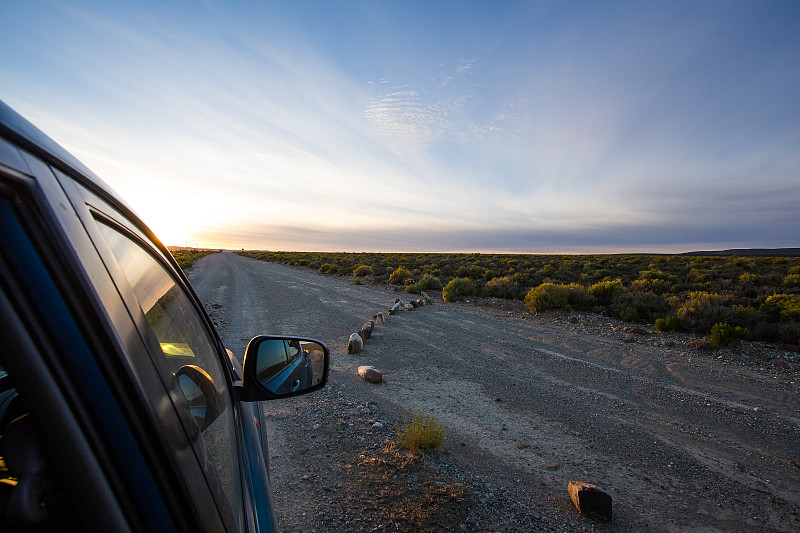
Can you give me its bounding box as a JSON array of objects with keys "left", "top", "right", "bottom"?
[{"left": 189, "top": 252, "right": 800, "bottom": 532}]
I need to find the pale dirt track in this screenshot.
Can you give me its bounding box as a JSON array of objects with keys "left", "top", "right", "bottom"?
[{"left": 188, "top": 252, "right": 800, "bottom": 532}]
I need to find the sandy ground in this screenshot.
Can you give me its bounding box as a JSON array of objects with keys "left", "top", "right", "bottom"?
[{"left": 188, "top": 252, "right": 800, "bottom": 532}]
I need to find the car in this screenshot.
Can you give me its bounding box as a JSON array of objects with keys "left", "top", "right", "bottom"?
[{"left": 0, "top": 99, "right": 329, "bottom": 532}]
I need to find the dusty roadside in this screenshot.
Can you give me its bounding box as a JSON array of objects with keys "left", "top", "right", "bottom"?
[{"left": 189, "top": 253, "right": 800, "bottom": 532}]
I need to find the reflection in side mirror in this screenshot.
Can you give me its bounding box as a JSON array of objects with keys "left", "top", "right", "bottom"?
[
  {"left": 240, "top": 336, "right": 329, "bottom": 401},
  {"left": 175, "top": 365, "right": 224, "bottom": 430}
]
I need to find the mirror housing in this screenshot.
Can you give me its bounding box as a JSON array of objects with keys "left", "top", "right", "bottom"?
[{"left": 237, "top": 336, "right": 329, "bottom": 402}]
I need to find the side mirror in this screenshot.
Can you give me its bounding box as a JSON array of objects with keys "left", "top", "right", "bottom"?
[
  {"left": 175, "top": 365, "right": 224, "bottom": 430},
  {"left": 238, "top": 336, "right": 329, "bottom": 401}
]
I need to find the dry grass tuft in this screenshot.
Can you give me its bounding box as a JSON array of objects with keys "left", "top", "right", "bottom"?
[{"left": 396, "top": 410, "right": 447, "bottom": 452}]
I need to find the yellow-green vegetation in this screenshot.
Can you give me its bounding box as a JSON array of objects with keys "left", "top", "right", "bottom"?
[
  {"left": 405, "top": 273, "right": 442, "bottom": 294},
  {"left": 389, "top": 267, "right": 412, "bottom": 284},
  {"left": 396, "top": 411, "right": 447, "bottom": 452},
  {"left": 353, "top": 264, "right": 374, "bottom": 277},
  {"left": 709, "top": 323, "right": 751, "bottom": 348},
  {"left": 236, "top": 250, "right": 800, "bottom": 346},
  {"left": 442, "top": 277, "right": 474, "bottom": 302},
  {"left": 171, "top": 249, "right": 219, "bottom": 270}
]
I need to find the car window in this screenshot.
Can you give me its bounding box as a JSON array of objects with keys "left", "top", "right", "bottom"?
[
  {"left": 94, "top": 221, "right": 241, "bottom": 528},
  {"left": 256, "top": 339, "right": 288, "bottom": 381}
]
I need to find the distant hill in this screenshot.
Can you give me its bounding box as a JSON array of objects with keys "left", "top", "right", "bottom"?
[{"left": 682, "top": 248, "right": 800, "bottom": 256}]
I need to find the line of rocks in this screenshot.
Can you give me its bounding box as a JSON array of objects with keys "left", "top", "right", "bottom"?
[{"left": 347, "top": 293, "right": 432, "bottom": 385}]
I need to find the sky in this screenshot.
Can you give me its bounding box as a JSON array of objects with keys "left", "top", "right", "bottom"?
[{"left": 1, "top": 1, "right": 799, "bottom": 253}]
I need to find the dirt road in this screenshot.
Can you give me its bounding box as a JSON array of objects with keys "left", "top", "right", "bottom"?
[{"left": 188, "top": 252, "right": 800, "bottom": 532}]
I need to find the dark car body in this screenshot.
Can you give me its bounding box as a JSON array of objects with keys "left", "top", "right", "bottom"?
[{"left": 0, "top": 100, "right": 328, "bottom": 532}]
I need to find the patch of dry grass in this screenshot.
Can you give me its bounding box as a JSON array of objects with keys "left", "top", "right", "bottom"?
[{"left": 396, "top": 410, "right": 447, "bottom": 452}]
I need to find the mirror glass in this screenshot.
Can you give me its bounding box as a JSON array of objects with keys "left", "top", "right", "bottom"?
[
  {"left": 175, "top": 365, "right": 223, "bottom": 430},
  {"left": 256, "top": 339, "right": 326, "bottom": 395}
]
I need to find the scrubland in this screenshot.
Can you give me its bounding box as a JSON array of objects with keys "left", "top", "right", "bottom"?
[{"left": 238, "top": 251, "right": 800, "bottom": 349}]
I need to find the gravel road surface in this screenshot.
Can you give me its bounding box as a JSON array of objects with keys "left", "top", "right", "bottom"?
[{"left": 188, "top": 252, "right": 800, "bottom": 532}]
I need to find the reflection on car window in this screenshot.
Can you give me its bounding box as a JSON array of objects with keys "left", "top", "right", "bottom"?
[
  {"left": 95, "top": 221, "right": 240, "bottom": 528},
  {"left": 256, "top": 340, "right": 287, "bottom": 382}
]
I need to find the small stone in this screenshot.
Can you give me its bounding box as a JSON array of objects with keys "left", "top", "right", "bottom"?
[
  {"left": 624, "top": 333, "right": 635, "bottom": 343},
  {"left": 568, "top": 480, "right": 612, "bottom": 521},
  {"left": 545, "top": 463, "right": 560, "bottom": 470},
  {"left": 312, "top": 423, "right": 321, "bottom": 430},
  {"left": 778, "top": 362, "right": 792, "bottom": 371},
  {"left": 357, "top": 365, "right": 383, "bottom": 384},
  {"left": 628, "top": 327, "right": 648, "bottom": 335},
  {"left": 372, "top": 422, "right": 384, "bottom": 429}
]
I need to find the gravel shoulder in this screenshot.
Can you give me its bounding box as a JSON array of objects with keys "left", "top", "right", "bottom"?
[{"left": 188, "top": 252, "right": 800, "bottom": 532}]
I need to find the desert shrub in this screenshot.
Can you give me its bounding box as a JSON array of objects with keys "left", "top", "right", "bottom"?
[
  {"left": 353, "top": 264, "right": 374, "bottom": 277},
  {"left": 709, "top": 323, "right": 751, "bottom": 348},
  {"left": 564, "top": 283, "right": 594, "bottom": 310},
  {"left": 676, "top": 292, "right": 727, "bottom": 332},
  {"left": 406, "top": 273, "right": 442, "bottom": 294},
  {"left": 389, "top": 267, "right": 412, "bottom": 285},
  {"left": 730, "top": 305, "right": 761, "bottom": 330},
  {"left": 442, "top": 278, "right": 475, "bottom": 302},
  {"left": 172, "top": 249, "right": 219, "bottom": 270},
  {"left": 525, "top": 283, "right": 569, "bottom": 313},
  {"left": 396, "top": 411, "right": 446, "bottom": 452},
  {"left": 630, "top": 278, "right": 673, "bottom": 295},
  {"left": 739, "top": 272, "right": 762, "bottom": 285},
  {"left": 318, "top": 263, "right": 331, "bottom": 274},
  {"left": 780, "top": 323, "right": 800, "bottom": 345},
  {"left": 589, "top": 279, "right": 625, "bottom": 305},
  {"left": 655, "top": 315, "right": 682, "bottom": 332},
  {"left": 352, "top": 277, "right": 364, "bottom": 285},
  {"left": 609, "top": 292, "right": 669, "bottom": 323},
  {"left": 525, "top": 283, "right": 593, "bottom": 313},
  {"left": 639, "top": 269, "right": 679, "bottom": 283},
  {"left": 784, "top": 273, "right": 800, "bottom": 287},
  {"left": 455, "top": 264, "right": 485, "bottom": 279},
  {"left": 483, "top": 276, "right": 519, "bottom": 299},
  {"left": 764, "top": 294, "right": 800, "bottom": 320}
]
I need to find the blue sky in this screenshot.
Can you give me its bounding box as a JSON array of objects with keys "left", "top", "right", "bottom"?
[{"left": 2, "top": 1, "right": 798, "bottom": 253}]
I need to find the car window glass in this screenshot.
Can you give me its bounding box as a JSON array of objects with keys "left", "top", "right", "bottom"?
[
  {"left": 95, "top": 221, "right": 241, "bottom": 528},
  {"left": 256, "top": 340, "right": 288, "bottom": 381}
]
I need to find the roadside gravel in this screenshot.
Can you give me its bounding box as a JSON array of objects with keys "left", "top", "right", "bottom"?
[{"left": 188, "top": 252, "right": 800, "bottom": 532}]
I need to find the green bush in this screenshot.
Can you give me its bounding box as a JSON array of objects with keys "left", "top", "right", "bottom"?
[
  {"left": 764, "top": 294, "right": 800, "bottom": 320},
  {"left": 655, "top": 315, "right": 682, "bottom": 332},
  {"left": 353, "top": 264, "right": 374, "bottom": 277},
  {"left": 525, "top": 283, "right": 593, "bottom": 313},
  {"left": 589, "top": 279, "right": 625, "bottom": 305},
  {"left": 525, "top": 283, "right": 569, "bottom": 313},
  {"left": 784, "top": 273, "right": 800, "bottom": 287},
  {"left": 709, "top": 323, "right": 751, "bottom": 348},
  {"left": 483, "top": 276, "right": 519, "bottom": 299},
  {"left": 780, "top": 323, "right": 800, "bottom": 345},
  {"left": 396, "top": 411, "right": 446, "bottom": 452},
  {"left": 630, "top": 278, "right": 673, "bottom": 295},
  {"left": 609, "top": 292, "right": 669, "bottom": 323},
  {"left": 739, "top": 272, "right": 762, "bottom": 285},
  {"left": 676, "top": 292, "right": 727, "bottom": 332},
  {"left": 405, "top": 273, "right": 443, "bottom": 294},
  {"left": 442, "top": 278, "right": 475, "bottom": 302},
  {"left": 318, "top": 263, "right": 331, "bottom": 274},
  {"left": 389, "top": 267, "right": 412, "bottom": 285}
]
